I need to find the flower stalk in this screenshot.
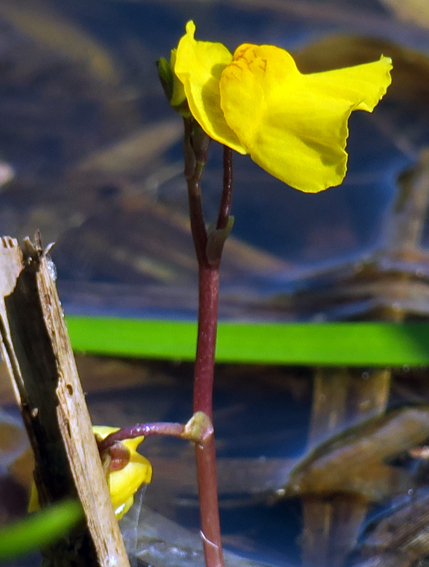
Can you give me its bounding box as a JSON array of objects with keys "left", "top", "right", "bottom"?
[
  {"left": 97, "top": 412, "right": 214, "bottom": 453},
  {"left": 98, "top": 114, "right": 231, "bottom": 567},
  {"left": 101, "top": 117, "right": 232, "bottom": 567},
  {"left": 184, "top": 117, "right": 234, "bottom": 567}
]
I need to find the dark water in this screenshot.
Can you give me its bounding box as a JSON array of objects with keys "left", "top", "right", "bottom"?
[
  {"left": 86, "top": 362, "right": 312, "bottom": 567},
  {"left": 1, "top": 0, "right": 429, "bottom": 320}
]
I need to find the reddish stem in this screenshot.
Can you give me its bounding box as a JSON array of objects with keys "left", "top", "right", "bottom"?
[
  {"left": 97, "top": 413, "right": 214, "bottom": 454},
  {"left": 193, "top": 265, "right": 219, "bottom": 418},
  {"left": 97, "top": 422, "right": 185, "bottom": 453},
  {"left": 195, "top": 435, "right": 223, "bottom": 567},
  {"left": 184, "top": 117, "right": 209, "bottom": 263},
  {"left": 184, "top": 121, "right": 237, "bottom": 567},
  {"left": 217, "top": 146, "right": 233, "bottom": 230},
  {"left": 193, "top": 264, "right": 223, "bottom": 566}
]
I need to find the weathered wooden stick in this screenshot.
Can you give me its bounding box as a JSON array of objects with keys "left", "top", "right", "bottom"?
[{"left": 0, "top": 235, "right": 130, "bottom": 567}]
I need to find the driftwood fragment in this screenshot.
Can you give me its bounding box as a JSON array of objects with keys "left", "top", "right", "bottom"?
[{"left": 0, "top": 235, "right": 130, "bottom": 567}]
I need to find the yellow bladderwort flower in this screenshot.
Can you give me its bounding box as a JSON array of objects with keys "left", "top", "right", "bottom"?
[
  {"left": 28, "top": 426, "right": 152, "bottom": 520},
  {"left": 93, "top": 426, "right": 152, "bottom": 519},
  {"left": 173, "top": 21, "right": 393, "bottom": 193}
]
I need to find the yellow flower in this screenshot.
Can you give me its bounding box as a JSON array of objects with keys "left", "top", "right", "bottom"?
[
  {"left": 174, "top": 21, "right": 393, "bottom": 193},
  {"left": 28, "top": 426, "right": 152, "bottom": 521},
  {"left": 93, "top": 426, "right": 152, "bottom": 519}
]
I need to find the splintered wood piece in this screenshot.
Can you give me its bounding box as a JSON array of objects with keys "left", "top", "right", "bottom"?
[{"left": 0, "top": 236, "right": 130, "bottom": 567}]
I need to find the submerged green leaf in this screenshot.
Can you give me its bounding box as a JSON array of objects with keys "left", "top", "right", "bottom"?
[{"left": 66, "top": 317, "right": 429, "bottom": 367}]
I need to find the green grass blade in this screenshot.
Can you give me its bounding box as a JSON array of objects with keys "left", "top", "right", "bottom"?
[
  {"left": 66, "top": 317, "right": 429, "bottom": 367},
  {"left": 0, "top": 500, "right": 83, "bottom": 561}
]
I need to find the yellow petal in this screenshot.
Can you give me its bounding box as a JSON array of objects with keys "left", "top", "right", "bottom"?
[
  {"left": 93, "top": 426, "right": 152, "bottom": 517},
  {"left": 93, "top": 425, "right": 119, "bottom": 440},
  {"left": 108, "top": 450, "right": 152, "bottom": 515},
  {"left": 174, "top": 21, "right": 246, "bottom": 154},
  {"left": 220, "top": 44, "right": 392, "bottom": 192},
  {"left": 114, "top": 495, "right": 134, "bottom": 520},
  {"left": 305, "top": 56, "right": 393, "bottom": 113}
]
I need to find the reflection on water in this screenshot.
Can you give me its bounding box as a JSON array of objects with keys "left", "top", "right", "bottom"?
[
  {"left": 0, "top": 0, "right": 429, "bottom": 320},
  {"left": 120, "top": 497, "right": 289, "bottom": 567},
  {"left": 3, "top": 359, "right": 429, "bottom": 566},
  {"left": 85, "top": 361, "right": 429, "bottom": 567},
  {"left": 88, "top": 362, "right": 309, "bottom": 566}
]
